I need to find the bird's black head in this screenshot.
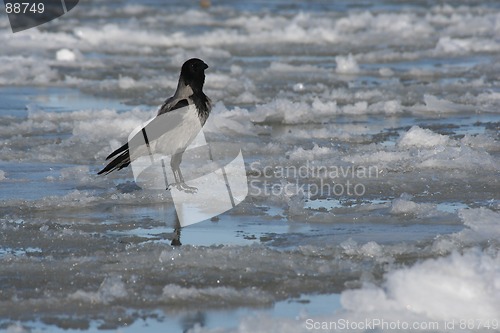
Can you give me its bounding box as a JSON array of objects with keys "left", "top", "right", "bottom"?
[{"left": 180, "top": 58, "right": 209, "bottom": 92}]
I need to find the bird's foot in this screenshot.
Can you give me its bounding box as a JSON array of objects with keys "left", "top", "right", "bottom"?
[
  {"left": 171, "top": 238, "right": 182, "bottom": 246},
  {"left": 167, "top": 182, "right": 198, "bottom": 194},
  {"left": 171, "top": 227, "right": 182, "bottom": 246}
]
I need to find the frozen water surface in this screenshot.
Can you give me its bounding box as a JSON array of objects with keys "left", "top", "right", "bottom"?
[{"left": 0, "top": 0, "right": 499, "bottom": 332}]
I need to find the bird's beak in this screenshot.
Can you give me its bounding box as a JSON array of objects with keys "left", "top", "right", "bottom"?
[{"left": 203, "top": 63, "right": 209, "bottom": 70}]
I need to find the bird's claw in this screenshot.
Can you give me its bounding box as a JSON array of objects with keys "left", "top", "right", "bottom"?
[{"left": 167, "top": 182, "right": 198, "bottom": 193}]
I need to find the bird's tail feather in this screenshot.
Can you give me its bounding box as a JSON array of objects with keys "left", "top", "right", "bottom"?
[
  {"left": 105, "top": 143, "right": 129, "bottom": 160},
  {"left": 97, "top": 144, "right": 131, "bottom": 175}
]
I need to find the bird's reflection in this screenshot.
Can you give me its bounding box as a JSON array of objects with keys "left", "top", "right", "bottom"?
[{"left": 179, "top": 311, "right": 206, "bottom": 333}]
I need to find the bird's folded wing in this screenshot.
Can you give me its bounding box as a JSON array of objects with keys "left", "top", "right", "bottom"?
[{"left": 128, "top": 104, "right": 203, "bottom": 161}]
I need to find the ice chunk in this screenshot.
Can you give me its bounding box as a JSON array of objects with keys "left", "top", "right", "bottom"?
[
  {"left": 418, "top": 144, "right": 498, "bottom": 171},
  {"left": 424, "top": 95, "right": 472, "bottom": 113},
  {"left": 379, "top": 67, "right": 394, "bottom": 76},
  {"left": 98, "top": 275, "right": 128, "bottom": 303},
  {"left": 59, "top": 166, "right": 90, "bottom": 181},
  {"left": 341, "top": 101, "right": 367, "bottom": 114},
  {"left": 287, "top": 144, "right": 334, "bottom": 161},
  {"left": 269, "top": 62, "right": 322, "bottom": 72},
  {"left": 118, "top": 76, "right": 137, "bottom": 90},
  {"left": 161, "top": 284, "right": 273, "bottom": 306},
  {"left": 204, "top": 102, "right": 255, "bottom": 136},
  {"left": 458, "top": 207, "right": 500, "bottom": 241},
  {"left": 56, "top": 48, "right": 77, "bottom": 62},
  {"left": 390, "top": 193, "right": 438, "bottom": 217},
  {"left": 335, "top": 54, "right": 360, "bottom": 74},
  {"left": 461, "top": 134, "right": 499, "bottom": 151},
  {"left": 398, "top": 126, "right": 449, "bottom": 148},
  {"left": 235, "top": 91, "right": 259, "bottom": 104},
  {"left": 385, "top": 250, "right": 500, "bottom": 321},
  {"left": 70, "top": 276, "right": 127, "bottom": 304},
  {"left": 360, "top": 241, "right": 383, "bottom": 258},
  {"left": 0, "top": 56, "right": 59, "bottom": 85},
  {"left": 367, "top": 100, "right": 401, "bottom": 114},
  {"left": 344, "top": 151, "right": 410, "bottom": 169},
  {"left": 251, "top": 99, "right": 318, "bottom": 124},
  {"left": 293, "top": 83, "right": 305, "bottom": 91},
  {"left": 0, "top": 170, "right": 5, "bottom": 181},
  {"left": 339, "top": 239, "right": 390, "bottom": 263},
  {"left": 435, "top": 36, "right": 470, "bottom": 54},
  {"left": 341, "top": 249, "right": 500, "bottom": 322},
  {"left": 435, "top": 36, "right": 500, "bottom": 54},
  {"left": 6, "top": 323, "right": 29, "bottom": 333},
  {"left": 339, "top": 208, "right": 500, "bottom": 324}
]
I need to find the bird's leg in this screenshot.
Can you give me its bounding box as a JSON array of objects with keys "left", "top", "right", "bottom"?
[
  {"left": 167, "top": 152, "right": 197, "bottom": 193},
  {"left": 171, "top": 227, "right": 182, "bottom": 246},
  {"left": 171, "top": 214, "right": 182, "bottom": 246}
]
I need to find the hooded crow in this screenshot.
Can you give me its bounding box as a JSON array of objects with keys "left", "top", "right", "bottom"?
[{"left": 97, "top": 58, "right": 211, "bottom": 193}]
